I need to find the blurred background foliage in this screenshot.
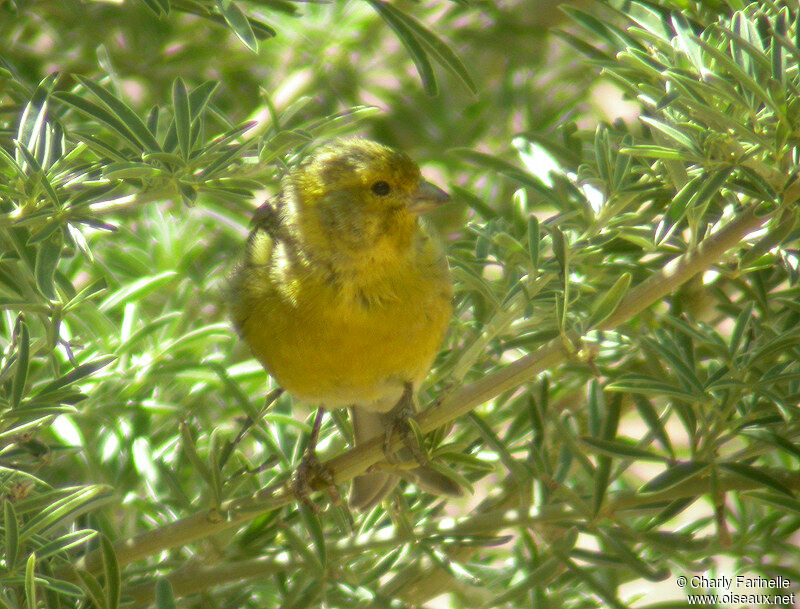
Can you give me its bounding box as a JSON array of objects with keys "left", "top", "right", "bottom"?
[{"left": 2, "top": 0, "right": 800, "bottom": 607}]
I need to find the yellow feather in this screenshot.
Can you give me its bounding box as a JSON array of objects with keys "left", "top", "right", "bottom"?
[{"left": 230, "top": 138, "right": 456, "bottom": 507}]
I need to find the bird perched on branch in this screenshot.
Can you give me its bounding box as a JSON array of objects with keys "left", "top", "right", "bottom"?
[{"left": 230, "top": 137, "right": 462, "bottom": 509}]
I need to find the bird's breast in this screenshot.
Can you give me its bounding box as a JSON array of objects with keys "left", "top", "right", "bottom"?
[{"left": 242, "top": 261, "right": 452, "bottom": 410}]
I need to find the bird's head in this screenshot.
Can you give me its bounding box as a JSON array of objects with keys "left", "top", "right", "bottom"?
[{"left": 285, "top": 138, "right": 449, "bottom": 264}]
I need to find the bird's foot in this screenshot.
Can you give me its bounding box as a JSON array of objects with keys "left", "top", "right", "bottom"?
[
  {"left": 291, "top": 451, "right": 340, "bottom": 512},
  {"left": 383, "top": 383, "right": 428, "bottom": 468},
  {"left": 291, "top": 408, "right": 341, "bottom": 512}
]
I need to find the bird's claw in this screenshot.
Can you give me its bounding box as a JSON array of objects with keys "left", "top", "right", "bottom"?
[
  {"left": 382, "top": 383, "right": 429, "bottom": 468},
  {"left": 291, "top": 452, "right": 340, "bottom": 512},
  {"left": 291, "top": 408, "right": 341, "bottom": 512}
]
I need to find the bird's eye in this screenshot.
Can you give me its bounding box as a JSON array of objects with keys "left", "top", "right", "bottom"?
[{"left": 371, "top": 181, "right": 391, "bottom": 196}]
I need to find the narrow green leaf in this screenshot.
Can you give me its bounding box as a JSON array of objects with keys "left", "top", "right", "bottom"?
[
  {"left": 640, "top": 461, "right": 709, "bottom": 494},
  {"left": 140, "top": 150, "right": 184, "bottom": 167},
  {"left": 405, "top": 416, "right": 426, "bottom": 464},
  {"left": 564, "top": 5, "right": 641, "bottom": 52},
  {"left": 728, "top": 301, "right": 753, "bottom": 355},
  {"left": 587, "top": 379, "right": 602, "bottom": 438},
  {"left": 17, "top": 75, "right": 57, "bottom": 167},
  {"left": 100, "top": 535, "right": 120, "bottom": 609},
  {"left": 592, "top": 392, "right": 621, "bottom": 514},
  {"left": 25, "top": 553, "right": 37, "bottom": 609},
  {"left": 299, "top": 505, "right": 327, "bottom": 568},
  {"left": 594, "top": 125, "right": 610, "bottom": 186},
  {"left": 13, "top": 142, "right": 61, "bottom": 206},
  {"left": 178, "top": 182, "right": 197, "bottom": 204},
  {"left": 593, "top": 451, "right": 612, "bottom": 516},
  {"left": 750, "top": 332, "right": 800, "bottom": 364},
  {"left": 527, "top": 215, "right": 539, "bottom": 271},
  {"left": 180, "top": 422, "right": 213, "bottom": 487},
  {"left": 29, "top": 574, "right": 86, "bottom": 597},
  {"left": 197, "top": 140, "right": 250, "bottom": 179},
  {"left": 598, "top": 530, "right": 670, "bottom": 581},
  {"left": 748, "top": 491, "right": 800, "bottom": 516},
  {"left": 375, "top": 1, "right": 477, "bottom": 94},
  {"left": 449, "top": 261, "right": 501, "bottom": 307},
  {"left": 0, "top": 143, "right": 25, "bottom": 175},
  {"left": 360, "top": 548, "right": 404, "bottom": 585},
  {"left": 632, "top": 396, "right": 674, "bottom": 459},
  {"left": 654, "top": 173, "right": 705, "bottom": 245},
  {"left": 726, "top": 16, "right": 771, "bottom": 76},
  {"left": 34, "top": 356, "right": 116, "bottom": 398},
  {"left": 188, "top": 81, "right": 219, "bottom": 121},
  {"left": 4, "top": 501, "right": 19, "bottom": 572},
  {"left": 367, "top": 0, "right": 437, "bottom": 96},
  {"left": 99, "top": 271, "right": 177, "bottom": 311},
  {"left": 34, "top": 236, "right": 61, "bottom": 300},
  {"left": 147, "top": 106, "right": 160, "bottom": 135},
  {"left": 297, "top": 105, "right": 380, "bottom": 141},
  {"left": 216, "top": 0, "right": 258, "bottom": 52},
  {"left": 601, "top": 392, "right": 621, "bottom": 441},
  {"left": 554, "top": 30, "right": 615, "bottom": 63},
  {"left": 27, "top": 221, "right": 62, "bottom": 245},
  {"left": 20, "top": 486, "right": 114, "bottom": 540},
  {"left": 688, "top": 166, "right": 734, "bottom": 215},
  {"left": 766, "top": 432, "right": 800, "bottom": 463},
  {"left": 796, "top": 5, "right": 800, "bottom": 53},
  {"left": 694, "top": 35, "right": 787, "bottom": 124},
  {"left": 141, "top": 0, "right": 170, "bottom": 16},
  {"left": 281, "top": 523, "right": 322, "bottom": 568},
  {"left": 468, "top": 413, "right": 526, "bottom": 480},
  {"left": 646, "top": 497, "right": 698, "bottom": 530},
  {"left": 155, "top": 578, "right": 177, "bottom": 609},
  {"left": 75, "top": 77, "right": 161, "bottom": 151},
  {"left": 162, "top": 118, "right": 179, "bottom": 153},
  {"left": 771, "top": 11, "right": 785, "bottom": 82},
  {"left": 670, "top": 13, "right": 704, "bottom": 72},
  {"left": 72, "top": 133, "right": 131, "bottom": 162},
  {"left": 620, "top": 145, "right": 684, "bottom": 160},
  {"left": 207, "top": 429, "right": 224, "bottom": 507},
  {"left": 640, "top": 117, "right": 698, "bottom": 153},
  {"left": 35, "top": 530, "right": 98, "bottom": 560},
  {"left": 588, "top": 272, "right": 631, "bottom": 328},
  {"left": 55, "top": 92, "right": 145, "bottom": 152},
  {"left": 546, "top": 225, "right": 567, "bottom": 275},
  {"left": 455, "top": 148, "right": 561, "bottom": 206},
  {"left": 104, "top": 162, "right": 158, "bottom": 180},
  {"left": 11, "top": 316, "right": 29, "bottom": 408},
  {"left": 483, "top": 557, "right": 562, "bottom": 607},
  {"left": 449, "top": 185, "right": 497, "bottom": 220},
  {"left": 612, "top": 136, "right": 633, "bottom": 191},
  {"left": 606, "top": 375, "right": 700, "bottom": 401},
  {"left": 582, "top": 437, "right": 668, "bottom": 462},
  {"left": 719, "top": 462, "right": 794, "bottom": 497},
  {"left": 641, "top": 337, "right": 705, "bottom": 396},
  {"left": 553, "top": 553, "right": 629, "bottom": 609},
  {"left": 76, "top": 570, "right": 105, "bottom": 608}
]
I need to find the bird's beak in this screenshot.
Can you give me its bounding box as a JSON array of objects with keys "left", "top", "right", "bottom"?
[{"left": 408, "top": 179, "right": 450, "bottom": 214}]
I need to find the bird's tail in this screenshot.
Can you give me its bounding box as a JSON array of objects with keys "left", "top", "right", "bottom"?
[
  {"left": 349, "top": 406, "right": 396, "bottom": 509},
  {"left": 348, "top": 406, "right": 462, "bottom": 510}
]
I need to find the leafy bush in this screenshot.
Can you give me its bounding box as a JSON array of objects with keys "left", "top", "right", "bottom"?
[{"left": 1, "top": 0, "right": 799, "bottom": 607}]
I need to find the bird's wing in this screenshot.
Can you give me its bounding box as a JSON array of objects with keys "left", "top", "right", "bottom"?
[
  {"left": 229, "top": 197, "right": 286, "bottom": 334},
  {"left": 251, "top": 198, "right": 282, "bottom": 237}
]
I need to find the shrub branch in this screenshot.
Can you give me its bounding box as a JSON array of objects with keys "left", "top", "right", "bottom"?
[{"left": 73, "top": 196, "right": 786, "bottom": 584}]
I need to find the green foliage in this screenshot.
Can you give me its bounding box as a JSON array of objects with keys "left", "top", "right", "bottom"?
[{"left": 2, "top": 0, "right": 800, "bottom": 608}]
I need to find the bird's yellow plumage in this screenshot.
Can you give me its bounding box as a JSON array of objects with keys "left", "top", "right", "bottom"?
[{"left": 230, "top": 138, "right": 460, "bottom": 508}]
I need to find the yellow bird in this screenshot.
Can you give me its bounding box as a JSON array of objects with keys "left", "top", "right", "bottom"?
[{"left": 231, "top": 138, "right": 461, "bottom": 509}]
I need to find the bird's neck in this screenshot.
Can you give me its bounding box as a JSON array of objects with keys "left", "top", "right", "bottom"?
[{"left": 302, "top": 222, "right": 419, "bottom": 293}]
